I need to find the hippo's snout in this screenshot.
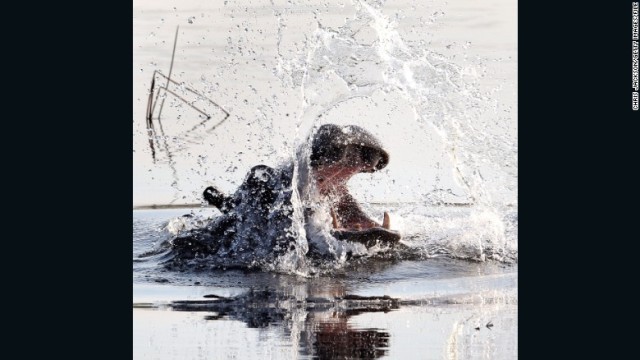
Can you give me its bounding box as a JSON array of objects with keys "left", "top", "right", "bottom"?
[{"left": 357, "top": 145, "right": 388, "bottom": 172}]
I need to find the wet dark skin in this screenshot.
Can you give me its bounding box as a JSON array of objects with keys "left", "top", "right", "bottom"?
[{"left": 200, "top": 124, "right": 401, "bottom": 251}]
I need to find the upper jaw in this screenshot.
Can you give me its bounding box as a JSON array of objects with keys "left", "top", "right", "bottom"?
[
  {"left": 309, "top": 124, "right": 390, "bottom": 171},
  {"left": 312, "top": 142, "right": 390, "bottom": 188}
]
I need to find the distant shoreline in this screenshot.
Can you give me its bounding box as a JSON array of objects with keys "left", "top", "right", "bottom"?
[
  {"left": 133, "top": 203, "right": 204, "bottom": 210},
  {"left": 132, "top": 201, "right": 486, "bottom": 210}
]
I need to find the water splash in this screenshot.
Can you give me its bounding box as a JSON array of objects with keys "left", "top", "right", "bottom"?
[
  {"left": 279, "top": 0, "right": 513, "bottom": 203},
  {"left": 270, "top": 0, "right": 517, "bottom": 268},
  {"left": 138, "top": 0, "right": 517, "bottom": 274}
]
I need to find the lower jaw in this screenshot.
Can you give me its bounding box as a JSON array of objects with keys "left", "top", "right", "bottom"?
[{"left": 331, "top": 227, "right": 401, "bottom": 248}]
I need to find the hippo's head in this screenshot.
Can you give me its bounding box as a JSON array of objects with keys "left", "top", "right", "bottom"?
[{"left": 303, "top": 124, "right": 400, "bottom": 248}]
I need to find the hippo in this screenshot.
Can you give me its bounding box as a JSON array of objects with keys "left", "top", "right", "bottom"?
[{"left": 169, "top": 124, "right": 401, "bottom": 267}]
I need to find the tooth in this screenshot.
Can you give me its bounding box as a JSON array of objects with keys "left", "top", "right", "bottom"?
[
  {"left": 331, "top": 208, "right": 340, "bottom": 229},
  {"left": 382, "top": 212, "right": 390, "bottom": 229}
]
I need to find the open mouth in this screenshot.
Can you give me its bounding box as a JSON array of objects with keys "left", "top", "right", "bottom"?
[
  {"left": 328, "top": 193, "right": 401, "bottom": 247},
  {"left": 310, "top": 131, "right": 402, "bottom": 247}
]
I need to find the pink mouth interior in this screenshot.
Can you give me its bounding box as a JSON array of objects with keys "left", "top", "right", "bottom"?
[{"left": 314, "top": 164, "right": 388, "bottom": 232}]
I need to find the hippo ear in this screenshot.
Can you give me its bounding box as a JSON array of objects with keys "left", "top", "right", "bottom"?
[{"left": 245, "top": 165, "right": 277, "bottom": 186}]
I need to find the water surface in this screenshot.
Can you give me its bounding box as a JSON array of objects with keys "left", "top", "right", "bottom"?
[{"left": 133, "top": 208, "right": 517, "bottom": 359}]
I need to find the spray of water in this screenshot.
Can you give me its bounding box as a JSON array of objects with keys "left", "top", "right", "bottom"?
[
  {"left": 140, "top": 0, "right": 517, "bottom": 274},
  {"left": 270, "top": 0, "right": 517, "bottom": 268}
]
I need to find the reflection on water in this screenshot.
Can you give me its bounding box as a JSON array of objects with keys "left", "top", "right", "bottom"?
[
  {"left": 155, "top": 288, "right": 394, "bottom": 359},
  {"left": 134, "top": 291, "right": 516, "bottom": 359},
  {"left": 306, "top": 317, "right": 390, "bottom": 359},
  {"left": 133, "top": 266, "right": 517, "bottom": 359}
]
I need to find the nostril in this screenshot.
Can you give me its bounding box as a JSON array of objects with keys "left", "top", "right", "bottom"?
[
  {"left": 370, "top": 157, "right": 381, "bottom": 170},
  {"left": 359, "top": 146, "right": 389, "bottom": 172},
  {"left": 375, "top": 152, "right": 388, "bottom": 170}
]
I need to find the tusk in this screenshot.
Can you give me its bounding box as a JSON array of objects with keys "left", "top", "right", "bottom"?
[
  {"left": 331, "top": 208, "right": 340, "bottom": 229},
  {"left": 382, "top": 212, "right": 390, "bottom": 229}
]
